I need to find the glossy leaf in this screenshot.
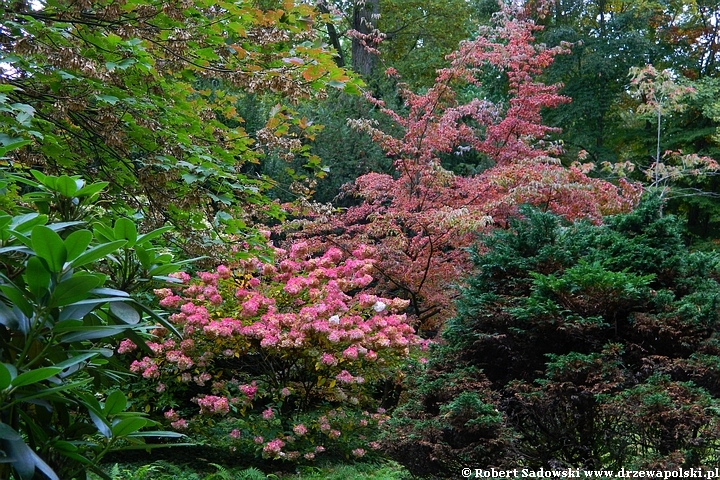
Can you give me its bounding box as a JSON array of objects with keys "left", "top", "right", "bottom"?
[
  {"left": 50, "top": 275, "right": 104, "bottom": 307},
  {"left": 109, "top": 301, "right": 140, "bottom": 325},
  {"left": 69, "top": 240, "right": 127, "bottom": 268},
  {"left": 113, "top": 218, "right": 137, "bottom": 248},
  {"left": 25, "top": 256, "right": 50, "bottom": 300},
  {"left": 11, "top": 367, "right": 62, "bottom": 388},
  {"left": 0, "top": 362, "right": 11, "bottom": 389},
  {"left": 103, "top": 390, "right": 127, "bottom": 416},
  {"left": 111, "top": 417, "right": 147, "bottom": 437},
  {"left": 31, "top": 226, "right": 66, "bottom": 273},
  {"left": 64, "top": 230, "right": 93, "bottom": 261}
]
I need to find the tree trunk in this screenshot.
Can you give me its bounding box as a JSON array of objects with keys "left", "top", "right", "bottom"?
[
  {"left": 351, "top": 0, "right": 379, "bottom": 76},
  {"left": 316, "top": 1, "right": 346, "bottom": 67}
]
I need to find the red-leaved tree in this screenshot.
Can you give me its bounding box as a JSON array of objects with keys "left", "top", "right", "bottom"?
[{"left": 289, "top": 4, "right": 642, "bottom": 331}]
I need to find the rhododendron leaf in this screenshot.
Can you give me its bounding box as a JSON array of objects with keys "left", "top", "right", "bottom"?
[
  {"left": 31, "top": 226, "right": 66, "bottom": 273},
  {"left": 109, "top": 302, "right": 140, "bottom": 325},
  {"left": 103, "top": 391, "right": 127, "bottom": 416},
  {"left": 111, "top": 418, "right": 147, "bottom": 437},
  {"left": 54, "top": 175, "right": 81, "bottom": 197},
  {"left": 50, "top": 274, "right": 105, "bottom": 307},
  {"left": 11, "top": 367, "right": 62, "bottom": 388},
  {"left": 74, "top": 182, "right": 109, "bottom": 198},
  {"left": 124, "top": 430, "right": 185, "bottom": 438},
  {"left": 25, "top": 256, "right": 50, "bottom": 300},
  {"left": 64, "top": 230, "right": 93, "bottom": 262},
  {"left": 113, "top": 218, "right": 137, "bottom": 248},
  {"left": 0, "top": 362, "right": 12, "bottom": 389},
  {"left": 0, "top": 423, "right": 59, "bottom": 480},
  {"left": 70, "top": 240, "right": 127, "bottom": 268},
  {"left": 57, "top": 325, "right": 128, "bottom": 343},
  {"left": 87, "top": 408, "right": 112, "bottom": 439},
  {"left": 136, "top": 226, "right": 173, "bottom": 245},
  {"left": 53, "top": 352, "right": 97, "bottom": 373}
]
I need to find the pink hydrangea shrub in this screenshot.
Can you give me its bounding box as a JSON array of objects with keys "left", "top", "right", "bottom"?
[{"left": 118, "top": 243, "right": 422, "bottom": 461}]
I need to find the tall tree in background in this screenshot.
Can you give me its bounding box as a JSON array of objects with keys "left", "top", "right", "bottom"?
[
  {"left": 315, "top": 0, "right": 478, "bottom": 85},
  {"left": 289, "top": 4, "right": 641, "bottom": 331}
]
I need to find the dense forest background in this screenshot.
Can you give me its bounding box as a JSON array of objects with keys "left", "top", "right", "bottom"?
[{"left": 4, "top": 0, "right": 720, "bottom": 479}]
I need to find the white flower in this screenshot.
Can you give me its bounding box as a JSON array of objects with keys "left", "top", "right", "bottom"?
[
  {"left": 372, "top": 301, "right": 387, "bottom": 312},
  {"left": 328, "top": 315, "right": 340, "bottom": 325}
]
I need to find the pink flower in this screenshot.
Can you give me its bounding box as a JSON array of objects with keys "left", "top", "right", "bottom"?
[
  {"left": 342, "top": 345, "right": 359, "bottom": 360},
  {"left": 142, "top": 364, "right": 160, "bottom": 379},
  {"left": 336, "top": 370, "right": 355, "bottom": 384},
  {"left": 169, "top": 272, "right": 191, "bottom": 283},
  {"left": 384, "top": 67, "right": 398, "bottom": 77},
  {"left": 292, "top": 424, "right": 308, "bottom": 436},
  {"left": 199, "top": 271, "right": 219, "bottom": 285},
  {"left": 240, "top": 382, "right": 257, "bottom": 400},
  {"left": 171, "top": 419, "right": 188, "bottom": 430},
  {"left": 283, "top": 276, "right": 306, "bottom": 294},
  {"left": 304, "top": 452, "right": 315, "bottom": 460},
  {"left": 352, "top": 448, "right": 365, "bottom": 458},
  {"left": 262, "top": 408, "right": 274, "bottom": 420},
  {"left": 216, "top": 265, "right": 231, "bottom": 278},
  {"left": 117, "top": 339, "right": 137, "bottom": 354},
  {"left": 164, "top": 409, "right": 178, "bottom": 421},
  {"left": 280, "top": 387, "right": 291, "bottom": 397},
  {"left": 229, "top": 429, "right": 241, "bottom": 439},
  {"left": 254, "top": 436, "right": 264, "bottom": 444},
  {"left": 315, "top": 445, "right": 325, "bottom": 453},
  {"left": 263, "top": 438, "right": 285, "bottom": 457},
  {"left": 321, "top": 353, "right": 338, "bottom": 366},
  {"left": 329, "top": 429, "right": 341, "bottom": 439},
  {"left": 196, "top": 395, "right": 230, "bottom": 415}
]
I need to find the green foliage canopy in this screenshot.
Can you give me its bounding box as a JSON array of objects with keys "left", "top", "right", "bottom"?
[{"left": 0, "top": 0, "right": 359, "bottom": 238}]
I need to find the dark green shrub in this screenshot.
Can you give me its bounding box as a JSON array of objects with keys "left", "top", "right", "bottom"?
[{"left": 387, "top": 195, "right": 720, "bottom": 475}]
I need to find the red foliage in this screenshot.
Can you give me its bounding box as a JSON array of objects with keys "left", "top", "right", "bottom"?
[{"left": 290, "top": 5, "right": 641, "bottom": 331}]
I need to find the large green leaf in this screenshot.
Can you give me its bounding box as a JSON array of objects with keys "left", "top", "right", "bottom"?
[
  {"left": 136, "top": 225, "right": 173, "bottom": 245},
  {"left": 31, "top": 225, "right": 67, "bottom": 273},
  {"left": 11, "top": 367, "right": 62, "bottom": 388},
  {"left": 0, "top": 297, "right": 21, "bottom": 329},
  {"left": 53, "top": 352, "right": 97, "bottom": 373},
  {"left": 103, "top": 390, "right": 128, "bottom": 416},
  {"left": 109, "top": 301, "right": 140, "bottom": 325},
  {"left": 113, "top": 217, "right": 137, "bottom": 248},
  {"left": 0, "top": 362, "right": 11, "bottom": 389},
  {"left": 69, "top": 240, "right": 127, "bottom": 268},
  {"left": 25, "top": 256, "right": 51, "bottom": 300},
  {"left": 65, "top": 230, "right": 93, "bottom": 261},
  {"left": 111, "top": 417, "right": 148, "bottom": 437},
  {"left": 87, "top": 408, "right": 112, "bottom": 439},
  {"left": 50, "top": 274, "right": 104, "bottom": 307},
  {"left": 0, "top": 284, "right": 33, "bottom": 318},
  {"left": 54, "top": 175, "right": 81, "bottom": 197},
  {"left": 57, "top": 325, "right": 128, "bottom": 343}
]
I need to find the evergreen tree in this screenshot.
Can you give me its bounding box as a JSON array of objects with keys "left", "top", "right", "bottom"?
[{"left": 388, "top": 195, "right": 720, "bottom": 475}]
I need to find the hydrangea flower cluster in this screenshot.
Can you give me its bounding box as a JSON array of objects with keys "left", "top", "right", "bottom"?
[{"left": 120, "top": 242, "right": 421, "bottom": 462}]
